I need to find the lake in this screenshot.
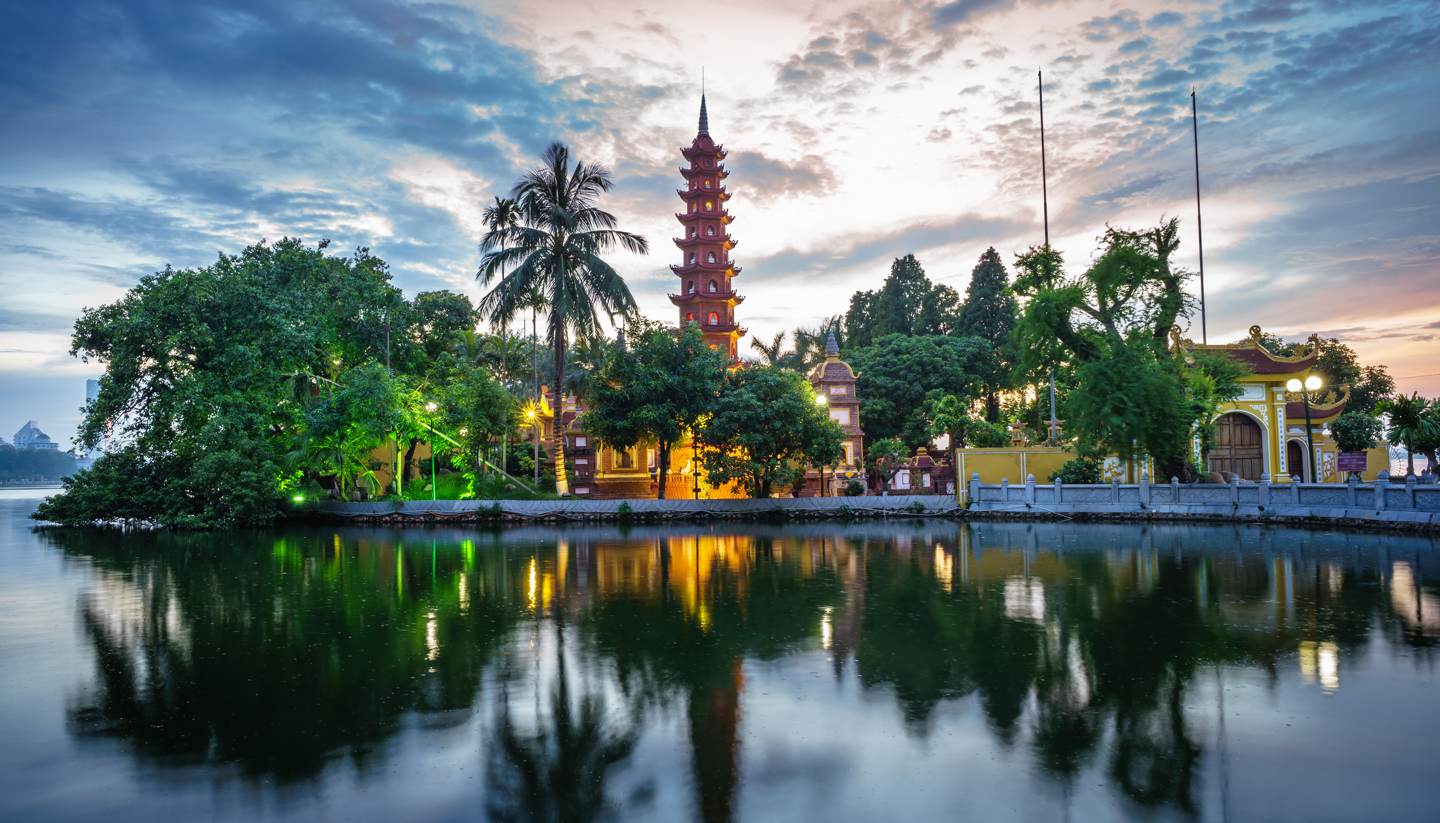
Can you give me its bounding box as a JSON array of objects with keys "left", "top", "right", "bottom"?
[{"left": 2, "top": 491, "right": 1438, "bottom": 822}]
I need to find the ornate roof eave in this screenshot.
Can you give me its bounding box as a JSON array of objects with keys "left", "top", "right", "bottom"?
[
  {"left": 669, "top": 291, "right": 743, "bottom": 304},
  {"left": 676, "top": 188, "right": 732, "bottom": 201},
  {"left": 681, "top": 144, "right": 727, "bottom": 161},
  {"left": 1174, "top": 324, "right": 1320, "bottom": 376},
  {"left": 1285, "top": 387, "right": 1351, "bottom": 421},
  {"left": 670, "top": 263, "right": 742, "bottom": 276},
  {"left": 672, "top": 235, "right": 736, "bottom": 249},
  {"left": 675, "top": 211, "right": 733, "bottom": 225},
  {"left": 679, "top": 166, "right": 729, "bottom": 181}
]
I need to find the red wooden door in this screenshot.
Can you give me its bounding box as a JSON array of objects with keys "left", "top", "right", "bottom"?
[{"left": 1209, "top": 414, "right": 1263, "bottom": 480}]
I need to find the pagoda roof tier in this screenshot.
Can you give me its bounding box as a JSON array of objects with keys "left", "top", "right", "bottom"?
[
  {"left": 677, "top": 188, "right": 731, "bottom": 202},
  {"left": 679, "top": 166, "right": 728, "bottom": 181},
  {"left": 681, "top": 143, "right": 727, "bottom": 162},
  {"left": 668, "top": 290, "right": 744, "bottom": 304},
  {"left": 701, "top": 322, "right": 745, "bottom": 335},
  {"left": 676, "top": 210, "right": 732, "bottom": 225},
  {"left": 672, "top": 235, "right": 736, "bottom": 250},
  {"left": 670, "top": 262, "right": 742, "bottom": 276}
]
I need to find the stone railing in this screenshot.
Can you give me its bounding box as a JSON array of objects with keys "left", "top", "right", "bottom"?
[
  {"left": 313, "top": 494, "right": 960, "bottom": 523},
  {"left": 964, "top": 473, "right": 1440, "bottom": 530}
]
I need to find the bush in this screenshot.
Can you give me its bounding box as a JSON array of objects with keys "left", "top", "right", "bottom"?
[
  {"left": 842, "top": 478, "right": 865, "bottom": 496},
  {"left": 1054, "top": 457, "right": 1102, "bottom": 484},
  {"left": 1331, "top": 411, "right": 1382, "bottom": 453},
  {"left": 967, "top": 420, "right": 1010, "bottom": 448}
]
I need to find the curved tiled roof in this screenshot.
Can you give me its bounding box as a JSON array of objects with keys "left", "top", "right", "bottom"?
[{"left": 1191, "top": 325, "right": 1318, "bottom": 375}]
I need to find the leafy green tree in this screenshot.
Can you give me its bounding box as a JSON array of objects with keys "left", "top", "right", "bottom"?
[
  {"left": 697, "top": 366, "right": 844, "bottom": 497},
  {"left": 1379, "top": 393, "right": 1439, "bottom": 477},
  {"left": 477, "top": 142, "right": 648, "bottom": 496},
  {"left": 848, "top": 334, "right": 992, "bottom": 449},
  {"left": 925, "top": 392, "right": 974, "bottom": 450},
  {"left": 1012, "top": 219, "right": 1234, "bottom": 479},
  {"left": 430, "top": 353, "right": 518, "bottom": 465},
  {"left": 873, "top": 255, "right": 932, "bottom": 338},
  {"left": 583, "top": 321, "right": 726, "bottom": 499},
  {"left": 302, "top": 362, "right": 410, "bottom": 500},
  {"left": 967, "top": 420, "right": 1010, "bottom": 447},
  {"left": 409, "top": 290, "right": 479, "bottom": 364},
  {"left": 865, "top": 436, "right": 908, "bottom": 491},
  {"left": 37, "top": 239, "right": 408, "bottom": 527},
  {"left": 1331, "top": 412, "right": 1382, "bottom": 454},
  {"left": 956, "top": 247, "right": 1019, "bottom": 421},
  {"left": 844, "top": 290, "right": 878, "bottom": 348}
]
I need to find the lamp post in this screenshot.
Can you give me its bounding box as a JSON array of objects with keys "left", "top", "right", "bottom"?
[
  {"left": 425, "top": 401, "right": 439, "bottom": 500},
  {"left": 814, "top": 392, "right": 829, "bottom": 497},
  {"left": 524, "top": 405, "right": 539, "bottom": 485},
  {"left": 1286, "top": 374, "right": 1323, "bottom": 482}
]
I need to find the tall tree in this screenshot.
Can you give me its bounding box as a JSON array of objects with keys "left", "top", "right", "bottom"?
[
  {"left": 957, "top": 247, "right": 1019, "bottom": 421},
  {"left": 844, "top": 290, "right": 878, "bottom": 348},
  {"left": 583, "top": 321, "right": 727, "bottom": 498},
  {"left": 1012, "top": 218, "right": 1240, "bottom": 480},
  {"left": 477, "top": 142, "right": 648, "bottom": 496},
  {"left": 697, "top": 366, "right": 844, "bottom": 498},
  {"left": 872, "top": 254, "right": 934, "bottom": 338}
]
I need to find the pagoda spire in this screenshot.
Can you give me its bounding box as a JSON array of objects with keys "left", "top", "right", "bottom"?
[{"left": 698, "top": 92, "right": 709, "bottom": 136}]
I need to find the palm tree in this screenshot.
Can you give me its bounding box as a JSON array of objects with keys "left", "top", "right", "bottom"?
[
  {"left": 477, "top": 143, "right": 647, "bottom": 495},
  {"left": 1378, "top": 393, "right": 1439, "bottom": 477},
  {"left": 749, "top": 331, "right": 787, "bottom": 367}
]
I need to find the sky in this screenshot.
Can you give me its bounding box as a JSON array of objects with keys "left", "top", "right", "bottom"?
[{"left": 2, "top": 0, "right": 1438, "bottom": 447}]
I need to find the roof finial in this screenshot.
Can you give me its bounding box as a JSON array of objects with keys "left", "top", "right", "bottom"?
[
  {"left": 698, "top": 72, "right": 709, "bottom": 137},
  {"left": 825, "top": 331, "right": 839, "bottom": 358}
]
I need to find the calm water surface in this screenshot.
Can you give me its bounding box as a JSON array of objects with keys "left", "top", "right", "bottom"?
[{"left": 2, "top": 491, "right": 1438, "bottom": 822}]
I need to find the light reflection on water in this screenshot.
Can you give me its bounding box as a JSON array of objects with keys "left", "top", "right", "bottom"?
[{"left": 2, "top": 498, "right": 1439, "bottom": 822}]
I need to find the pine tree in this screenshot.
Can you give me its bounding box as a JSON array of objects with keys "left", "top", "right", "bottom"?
[{"left": 957, "top": 247, "right": 1019, "bottom": 421}]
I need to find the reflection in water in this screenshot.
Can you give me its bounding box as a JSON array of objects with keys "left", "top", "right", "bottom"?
[{"left": 28, "top": 522, "right": 1440, "bottom": 821}]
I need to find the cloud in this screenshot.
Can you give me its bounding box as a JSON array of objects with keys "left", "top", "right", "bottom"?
[
  {"left": 748, "top": 212, "right": 1031, "bottom": 279},
  {"left": 726, "top": 151, "right": 840, "bottom": 202},
  {"left": 932, "top": 0, "right": 1016, "bottom": 28}
]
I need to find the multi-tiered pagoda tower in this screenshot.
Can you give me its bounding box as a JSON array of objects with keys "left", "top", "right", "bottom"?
[{"left": 671, "top": 94, "right": 744, "bottom": 359}]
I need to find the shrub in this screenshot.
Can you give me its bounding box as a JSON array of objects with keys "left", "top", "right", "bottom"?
[
  {"left": 1331, "top": 411, "right": 1382, "bottom": 453},
  {"left": 842, "top": 479, "right": 865, "bottom": 496},
  {"left": 1054, "top": 457, "right": 1102, "bottom": 484}
]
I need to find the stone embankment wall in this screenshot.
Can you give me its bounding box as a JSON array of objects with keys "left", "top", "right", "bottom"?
[
  {"left": 966, "top": 473, "right": 1440, "bottom": 532},
  {"left": 312, "top": 494, "right": 959, "bottom": 524}
]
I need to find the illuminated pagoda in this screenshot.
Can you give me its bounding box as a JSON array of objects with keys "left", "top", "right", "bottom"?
[{"left": 671, "top": 93, "right": 744, "bottom": 359}]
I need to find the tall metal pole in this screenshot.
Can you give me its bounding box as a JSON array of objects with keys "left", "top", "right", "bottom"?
[
  {"left": 1191, "top": 87, "right": 1208, "bottom": 344},
  {"left": 1040, "top": 69, "right": 1057, "bottom": 447},
  {"left": 1039, "top": 70, "right": 1049, "bottom": 249},
  {"left": 1301, "top": 387, "right": 1315, "bottom": 483}
]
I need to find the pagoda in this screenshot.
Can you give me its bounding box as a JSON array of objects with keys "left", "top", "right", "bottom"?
[{"left": 670, "top": 94, "right": 744, "bottom": 359}]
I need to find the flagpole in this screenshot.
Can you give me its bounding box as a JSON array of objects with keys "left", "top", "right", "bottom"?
[
  {"left": 1040, "top": 69, "right": 1057, "bottom": 447},
  {"left": 1191, "top": 86, "right": 1207, "bottom": 344}
]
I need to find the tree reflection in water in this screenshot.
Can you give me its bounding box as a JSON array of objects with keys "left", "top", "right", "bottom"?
[{"left": 38, "top": 522, "right": 1440, "bottom": 820}]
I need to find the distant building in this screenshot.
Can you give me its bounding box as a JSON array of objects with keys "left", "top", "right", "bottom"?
[{"left": 13, "top": 421, "right": 59, "bottom": 451}]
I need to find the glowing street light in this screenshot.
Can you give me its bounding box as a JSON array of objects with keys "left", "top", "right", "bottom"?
[
  {"left": 424, "top": 401, "right": 439, "bottom": 499},
  {"left": 1286, "top": 374, "right": 1323, "bottom": 481}
]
